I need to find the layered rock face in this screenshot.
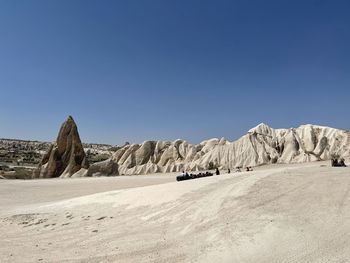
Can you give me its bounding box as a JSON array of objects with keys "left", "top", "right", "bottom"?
[
  {"left": 33, "top": 116, "right": 89, "bottom": 178},
  {"left": 91, "top": 123, "right": 350, "bottom": 175}
]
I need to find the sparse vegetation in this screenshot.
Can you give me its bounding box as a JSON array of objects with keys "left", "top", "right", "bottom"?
[
  {"left": 1, "top": 167, "right": 34, "bottom": 179},
  {"left": 0, "top": 139, "right": 113, "bottom": 173},
  {"left": 108, "top": 146, "right": 121, "bottom": 152}
]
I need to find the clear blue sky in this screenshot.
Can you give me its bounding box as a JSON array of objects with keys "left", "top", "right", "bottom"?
[{"left": 0, "top": 0, "right": 349, "bottom": 145}]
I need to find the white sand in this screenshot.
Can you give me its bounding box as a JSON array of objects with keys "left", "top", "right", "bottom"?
[
  {"left": 1, "top": 161, "right": 350, "bottom": 262},
  {"left": 0, "top": 175, "right": 175, "bottom": 213}
]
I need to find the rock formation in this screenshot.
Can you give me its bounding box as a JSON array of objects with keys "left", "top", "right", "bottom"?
[
  {"left": 32, "top": 121, "right": 350, "bottom": 178},
  {"left": 33, "top": 116, "right": 89, "bottom": 178},
  {"left": 87, "top": 159, "right": 119, "bottom": 177},
  {"left": 90, "top": 123, "right": 350, "bottom": 176}
]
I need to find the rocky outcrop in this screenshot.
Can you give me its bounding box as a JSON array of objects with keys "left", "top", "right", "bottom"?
[
  {"left": 33, "top": 116, "right": 89, "bottom": 178},
  {"left": 87, "top": 159, "right": 118, "bottom": 177},
  {"left": 31, "top": 121, "right": 350, "bottom": 177},
  {"left": 90, "top": 123, "right": 350, "bottom": 175}
]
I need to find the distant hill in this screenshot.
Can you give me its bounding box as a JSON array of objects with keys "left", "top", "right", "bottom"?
[{"left": 0, "top": 138, "right": 113, "bottom": 167}]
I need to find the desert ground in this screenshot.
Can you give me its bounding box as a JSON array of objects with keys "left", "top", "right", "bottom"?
[{"left": 1, "top": 161, "right": 350, "bottom": 263}]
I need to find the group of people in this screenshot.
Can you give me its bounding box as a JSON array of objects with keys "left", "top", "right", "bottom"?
[
  {"left": 214, "top": 167, "right": 253, "bottom": 175},
  {"left": 331, "top": 158, "right": 347, "bottom": 167},
  {"left": 176, "top": 171, "right": 214, "bottom": 181},
  {"left": 227, "top": 167, "right": 253, "bottom": 173},
  {"left": 177, "top": 166, "right": 254, "bottom": 181}
]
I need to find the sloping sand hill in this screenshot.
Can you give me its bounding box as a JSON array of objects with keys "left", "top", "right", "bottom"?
[{"left": 1, "top": 161, "right": 350, "bottom": 262}]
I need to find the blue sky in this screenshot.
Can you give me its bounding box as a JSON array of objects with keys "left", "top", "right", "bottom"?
[{"left": 0, "top": 0, "right": 349, "bottom": 144}]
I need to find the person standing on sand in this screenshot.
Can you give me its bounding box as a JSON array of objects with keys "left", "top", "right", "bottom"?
[
  {"left": 228, "top": 168, "right": 231, "bottom": 174},
  {"left": 216, "top": 168, "right": 220, "bottom": 175}
]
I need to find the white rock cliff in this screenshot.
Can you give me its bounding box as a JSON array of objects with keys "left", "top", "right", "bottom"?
[{"left": 89, "top": 123, "right": 350, "bottom": 176}]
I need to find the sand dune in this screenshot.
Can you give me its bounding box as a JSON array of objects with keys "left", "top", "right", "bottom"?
[{"left": 1, "top": 161, "right": 350, "bottom": 262}]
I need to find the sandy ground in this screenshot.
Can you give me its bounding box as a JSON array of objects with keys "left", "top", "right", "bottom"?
[
  {"left": 1, "top": 161, "right": 350, "bottom": 263},
  {"left": 0, "top": 175, "right": 175, "bottom": 213}
]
